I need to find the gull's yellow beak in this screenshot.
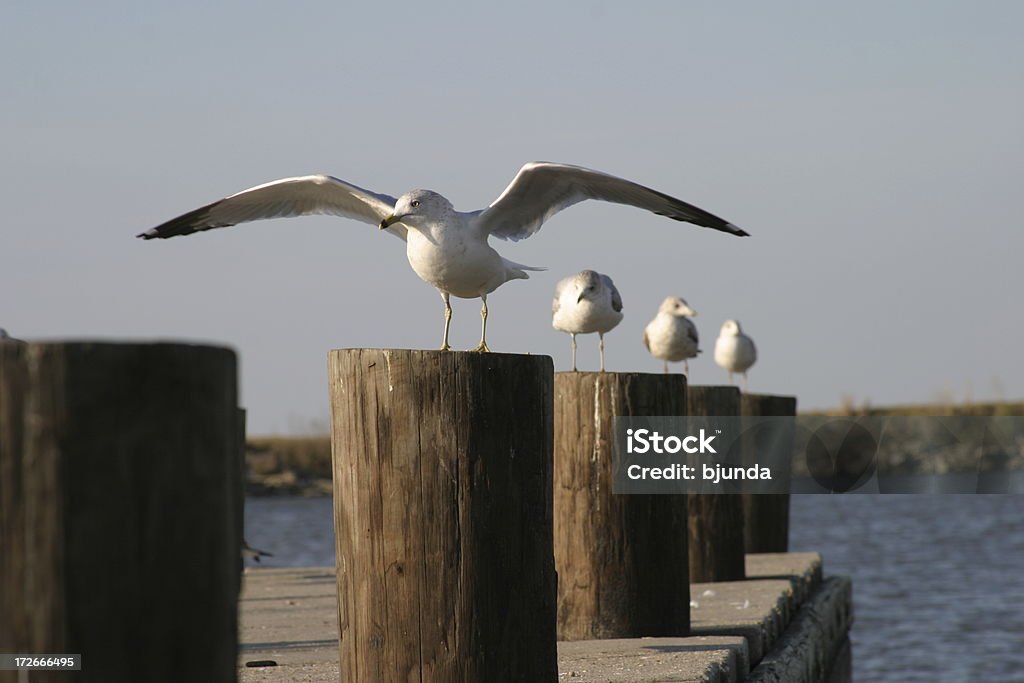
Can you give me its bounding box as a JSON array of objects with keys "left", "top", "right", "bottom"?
[{"left": 379, "top": 214, "right": 399, "bottom": 231}]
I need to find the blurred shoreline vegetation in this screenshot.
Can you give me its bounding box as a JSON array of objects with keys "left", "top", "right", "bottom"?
[
  {"left": 803, "top": 398, "right": 1024, "bottom": 418},
  {"left": 246, "top": 436, "right": 333, "bottom": 496},
  {"left": 246, "top": 400, "right": 1024, "bottom": 496}
]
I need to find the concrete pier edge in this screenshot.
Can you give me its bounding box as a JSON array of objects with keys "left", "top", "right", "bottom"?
[{"left": 237, "top": 552, "right": 852, "bottom": 682}]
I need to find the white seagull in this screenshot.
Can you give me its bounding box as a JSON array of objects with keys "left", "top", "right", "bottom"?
[
  {"left": 642, "top": 297, "right": 700, "bottom": 374},
  {"left": 552, "top": 270, "right": 623, "bottom": 372},
  {"left": 139, "top": 162, "right": 747, "bottom": 351},
  {"left": 714, "top": 319, "right": 757, "bottom": 390}
]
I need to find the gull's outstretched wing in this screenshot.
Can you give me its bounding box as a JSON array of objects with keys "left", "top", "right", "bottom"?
[
  {"left": 475, "top": 162, "right": 748, "bottom": 241},
  {"left": 0, "top": 329, "right": 26, "bottom": 344},
  {"left": 242, "top": 539, "right": 274, "bottom": 563},
  {"left": 138, "top": 175, "right": 405, "bottom": 241}
]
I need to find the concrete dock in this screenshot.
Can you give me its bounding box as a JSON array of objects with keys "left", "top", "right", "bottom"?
[{"left": 238, "top": 552, "right": 851, "bottom": 682}]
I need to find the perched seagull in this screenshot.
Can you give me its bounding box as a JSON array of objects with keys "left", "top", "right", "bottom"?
[
  {"left": 139, "top": 162, "right": 747, "bottom": 351},
  {"left": 551, "top": 270, "right": 623, "bottom": 372},
  {"left": 242, "top": 539, "right": 273, "bottom": 563},
  {"left": 642, "top": 297, "right": 700, "bottom": 374},
  {"left": 714, "top": 320, "right": 757, "bottom": 391}
]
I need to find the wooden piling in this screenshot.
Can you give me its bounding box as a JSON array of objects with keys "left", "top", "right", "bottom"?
[
  {"left": 686, "top": 386, "right": 745, "bottom": 582},
  {"left": 328, "top": 350, "right": 557, "bottom": 682},
  {"left": 237, "top": 407, "right": 247, "bottom": 574},
  {"left": 553, "top": 372, "right": 690, "bottom": 641},
  {"left": 0, "top": 342, "right": 241, "bottom": 683},
  {"left": 740, "top": 394, "right": 798, "bottom": 554}
]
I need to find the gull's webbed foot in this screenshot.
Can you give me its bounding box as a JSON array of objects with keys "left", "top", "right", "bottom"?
[{"left": 470, "top": 341, "right": 491, "bottom": 353}]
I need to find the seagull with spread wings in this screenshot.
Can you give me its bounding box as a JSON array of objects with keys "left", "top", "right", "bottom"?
[{"left": 140, "top": 162, "right": 747, "bottom": 351}]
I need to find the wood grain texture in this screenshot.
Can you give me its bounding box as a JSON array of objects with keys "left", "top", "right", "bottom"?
[
  {"left": 0, "top": 342, "right": 240, "bottom": 683},
  {"left": 329, "top": 349, "right": 557, "bottom": 682},
  {"left": 740, "top": 394, "right": 797, "bottom": 554},
  {"left": 553, "top": 372, "right": 689, "bottom": 640},
  {"left": 236, "top": 407, "right": 247, "bottom": 575},
  {"left": 686, "top": 386, "right": 745, "bottom": 583}
]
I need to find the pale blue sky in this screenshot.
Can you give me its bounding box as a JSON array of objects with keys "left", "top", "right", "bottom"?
[{"left": 3, "top": 2, "right": 1022, "bottom": 433}]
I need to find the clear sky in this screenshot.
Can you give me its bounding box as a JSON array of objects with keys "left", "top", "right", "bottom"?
[{"left": 3, "top": 2, "right": 1022, "bottom": 434}]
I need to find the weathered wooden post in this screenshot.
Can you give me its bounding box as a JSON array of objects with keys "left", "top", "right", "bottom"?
[
  {"left": 328, "top": 350, "right": 557, "bottom": 682},
  {"left": 236, "top": 407, "right": 247, "bottom": 574},
  {"left": 0, "top": 342, "right": 241, "bottom": 683},
  {"left": 686, "top": 386, "right": 745, "bottom": 582},
  {"left": 740, "top": 394, "right": 797, "bottom": 554},
  {"left": 554, "top": 372, "right": 690, "bottom": 640}
]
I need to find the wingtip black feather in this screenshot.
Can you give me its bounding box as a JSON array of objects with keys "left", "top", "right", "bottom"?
[{"left": 138, "top": 204, "right": 218, "bottom": 240}]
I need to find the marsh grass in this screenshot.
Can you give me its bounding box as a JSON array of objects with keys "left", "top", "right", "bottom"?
[
  {"left": 244, "top": 400, "right": 1024, "bottom": 493},
  {"left": 246, "top": 436, "right": 332, "bottom": 494},
  {"left": 801, "top": 400, "right": 1024, "bottom": 417}
]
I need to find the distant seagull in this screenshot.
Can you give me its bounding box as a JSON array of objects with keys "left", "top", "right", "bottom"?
[
  {"left": 552, "top": 270, "right": 623, "bottom": 372},
  {"left": 242, "top": 539, "right": 273, "bottom": 563},
  {"left": 139, "top": 162, "right": 747, "bottom": 351},
  {"left": 642, "top": 297, "right": 700, "bottom": 374},
  {"left": 714, "top": 320, "right": 757, "bottom": 391}
]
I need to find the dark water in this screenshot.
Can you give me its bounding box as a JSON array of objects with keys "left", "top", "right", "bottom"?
[
  {"left": 244, "top": 493, "right": 1024, "bottom": 681},
  {"left": 790, "top": 495, "right": 1024, "bottom": 682}
]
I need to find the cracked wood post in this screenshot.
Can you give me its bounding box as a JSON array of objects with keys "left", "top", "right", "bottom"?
[
  {"left": 740, "top": 394, "right": 797, "bottom": 554},
  {"left": 0, "top": 342, "right": 241, "bottom": 683},
  {"left": 554, "top": 372, "right": 690, "bottom": 640},
  {"left": 686, "top": 386, "right": 745, "bottom": 582},
  {"left": 329, "top": 349, "right": 557, "bottom": 682}
]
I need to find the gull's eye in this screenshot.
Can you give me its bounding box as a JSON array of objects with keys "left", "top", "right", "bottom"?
[{"left": 411, "top": 200, "right": 421, "bottom": 208}]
